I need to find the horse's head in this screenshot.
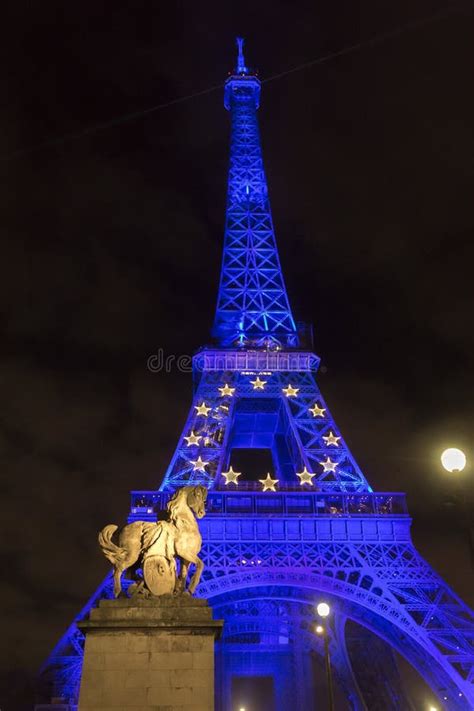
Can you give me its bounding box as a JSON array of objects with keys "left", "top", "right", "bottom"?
[
  {"left": 186, "top": 485, "right": 208, "bottom": 519},
  {"left": 167, "top": 485, "right": 208, "bottom": 524}
]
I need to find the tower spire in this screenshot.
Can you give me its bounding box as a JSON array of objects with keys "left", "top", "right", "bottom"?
[
  {"left": 236, "top": 36, "right": 247, "bottom": 74},
  {"left": 213, "top": 39, "right": 298, "bottom": 348}
]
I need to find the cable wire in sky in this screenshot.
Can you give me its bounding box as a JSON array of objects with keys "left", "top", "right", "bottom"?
[{"left": 2, "top": 2, "right": 473, "bottom": 162}]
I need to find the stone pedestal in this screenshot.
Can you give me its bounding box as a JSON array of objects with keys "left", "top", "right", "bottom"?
[{"left": 77, "top": 596, "right": 223, "bottom": 711}]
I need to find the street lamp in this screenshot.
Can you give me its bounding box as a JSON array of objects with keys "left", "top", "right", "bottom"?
[
  {"left": 316, "top": 602, "right": 335, "bottom": 711},
  {"left": 317, "top": 602, "right": 330, "bottom": 618},
  {"left": 441, "top": 448, "right": 466, "bottom": 473}
]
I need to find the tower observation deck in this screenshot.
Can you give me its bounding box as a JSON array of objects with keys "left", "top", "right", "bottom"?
[{"left": 39, "top": 38, "right": 474, "bottom": 711}]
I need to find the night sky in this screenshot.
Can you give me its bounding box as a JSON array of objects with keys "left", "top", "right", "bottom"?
[{"left": 2, "top": 1, "right": 474, "bottom": 708}]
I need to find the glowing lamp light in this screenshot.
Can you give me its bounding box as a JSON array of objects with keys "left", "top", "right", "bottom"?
[
  {"left": 429, "top": 706, "right": 438, "bottom": 711},
  {"left": 441, "top": 448, "right": 466, "bottom": 473},
  {"left": 317, "top": 602, "right": 330, "bottom": 618},
  {"left": 315, "top": 625, "right": 324, "bottom": 635}
]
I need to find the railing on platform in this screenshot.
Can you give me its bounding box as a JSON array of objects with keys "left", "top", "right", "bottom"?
[
  {"left": 193, "top": 348, "right": 320, "bottom": 373},
  {"left": 130, "top": 490, "right": 408, "bottom": 518}
]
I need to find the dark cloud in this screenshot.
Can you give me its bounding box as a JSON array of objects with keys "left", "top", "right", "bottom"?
[{"left": 1, "top": 0, "right": 474, "bottom": 708}]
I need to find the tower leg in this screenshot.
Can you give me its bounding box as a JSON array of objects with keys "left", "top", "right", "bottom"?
[{"left": 344, "top": 619, "right": 416, "bottom": 710}]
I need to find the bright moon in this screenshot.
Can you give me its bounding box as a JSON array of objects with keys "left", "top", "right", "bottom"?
[{"left": 441, "top": 448, "right": 466, "bottom": 473}]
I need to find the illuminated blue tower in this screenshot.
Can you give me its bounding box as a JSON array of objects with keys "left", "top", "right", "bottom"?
[
  {"left": 40, "top": 39, "right": 474, "bottom": 710},
  {"left": 213, "top": 37, "right": 297, "bottom": 348}
]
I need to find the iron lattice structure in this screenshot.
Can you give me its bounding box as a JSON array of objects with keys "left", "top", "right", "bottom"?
[
  {"left": 39, "top": 40, "right": 474, "bottom": 710},
  {"left": 213, "top": 58, "right": 297, "bottom": 348}
]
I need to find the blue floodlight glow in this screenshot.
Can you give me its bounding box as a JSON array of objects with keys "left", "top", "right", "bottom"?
[{"left": 38, "top": 39, "right": 474, "bottom": 711}]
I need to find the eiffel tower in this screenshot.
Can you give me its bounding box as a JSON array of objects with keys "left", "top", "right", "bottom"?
[{"left": 39, "top": 39, "right": 474, "bottom": 710}]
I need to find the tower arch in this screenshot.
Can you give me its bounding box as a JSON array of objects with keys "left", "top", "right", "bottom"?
[{"left": 208, "top": 581, "right": 469, "bottom": 710}]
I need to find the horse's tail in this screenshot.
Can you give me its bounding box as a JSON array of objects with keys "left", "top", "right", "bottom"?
[{"left": 98, "top": 524, "right": 128, "bottom": 566}]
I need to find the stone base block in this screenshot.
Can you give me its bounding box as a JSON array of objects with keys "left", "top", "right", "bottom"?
[{"left": 77, "top": 596, "right": 223, "bottom": 711}]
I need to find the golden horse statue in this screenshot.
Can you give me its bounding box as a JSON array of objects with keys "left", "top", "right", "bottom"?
[{"left": 98, "top": 485, "right": 207, "bottom": 598}]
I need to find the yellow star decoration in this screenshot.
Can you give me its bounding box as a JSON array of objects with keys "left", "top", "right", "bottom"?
[
  {"left": 319, "top": 457, "right": 338, "bottom": 473},
  {"left": 296, "top": 466, "right": 316, "bottom": 486},
  {"left": 282, "top": 384, "right": 299, "bottom": 397},
  {"left": 184, "top": 431, "right": 201, "bottom": 446},
  {"left": 221, "top": 466, "right": 241, "bottom": 485},
  {"left": 309, "top": 403, "right": 326, "bottom": 418},
  {"left": 190, "top": 456, "right": 208, "bottom": 472},
  {"left": 194, "top": 402, "right": 211, "bottom": 416},
  {"left": 322, "top": 431, "right": 341, "bottom": 447},
  {"left": 218, "top": 383, "right": 235, "bottom": 397},
  {"left": 250, "top": 376, "right": 267, "bottom": 390},
  {"left": 259, "top": 473, "right": 278, "bottom": 492}
]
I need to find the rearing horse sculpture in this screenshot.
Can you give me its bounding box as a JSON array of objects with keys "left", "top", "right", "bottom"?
[{"left": 98, "top": 485, "right": 207, "bottom": 597}]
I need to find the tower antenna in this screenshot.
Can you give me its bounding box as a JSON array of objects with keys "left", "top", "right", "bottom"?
[{"left": 236, "top": 36, "right": 247, "bottom": 74}]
